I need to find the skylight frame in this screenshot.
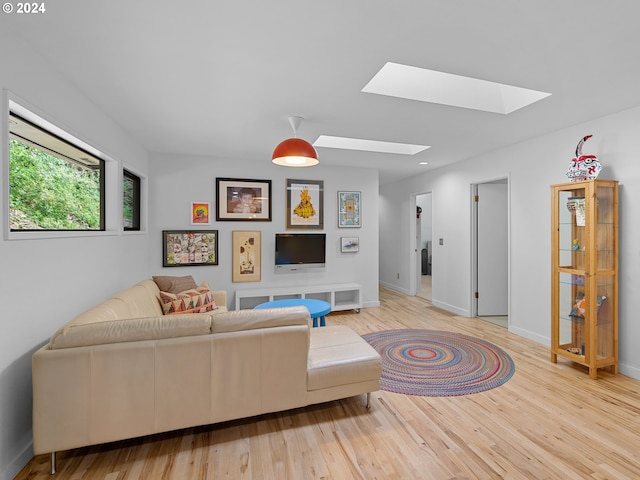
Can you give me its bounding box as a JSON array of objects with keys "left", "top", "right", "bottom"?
[
  {"left": 313, "top": 135, "right": 430, "bottom": 155},
  {"left": 362, "top": 62, "right": 551, "bottom": 114}
]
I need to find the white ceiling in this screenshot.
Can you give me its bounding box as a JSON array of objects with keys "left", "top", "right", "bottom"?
[{"left": 4, "top": 0, "right": 640, "bottom": 184}]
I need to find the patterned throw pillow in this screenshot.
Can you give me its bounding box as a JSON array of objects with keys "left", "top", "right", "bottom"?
[{"left": 160, "top": 281, "right": 217, "bottom": 315}]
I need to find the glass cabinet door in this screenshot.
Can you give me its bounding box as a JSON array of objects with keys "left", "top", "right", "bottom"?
[
  {"left": 558, "top": 188, "right": 586, "bottom": 270},
  {"left": 596, "top": 184, "right": 615, "bottom": 271},
  {"left": 595, "top": 274, "right": 615, "bottom": 361},
  {"left": 557, "top": 272, "right": 586, "bottom": 357}
]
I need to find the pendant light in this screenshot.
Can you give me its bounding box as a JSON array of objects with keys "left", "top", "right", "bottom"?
[{"left": 272, "top": 116, "right": 319, "bottom": 167}]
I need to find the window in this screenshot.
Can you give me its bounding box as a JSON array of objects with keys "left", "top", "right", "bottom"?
[
  {"left": 8, "top": 112, "right": 105, "bottom": 231},
  {"left": 123, "top": 169, "right": 141, "bottom": 231}
]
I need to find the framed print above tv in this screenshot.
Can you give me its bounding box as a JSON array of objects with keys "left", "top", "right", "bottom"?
[
  {"left": 286, "top": 179, "right": 324, "bottom": 229},
  {"left": 216, "top": 178, "right": 272, "bottom": 221},
  {"left": 162, "top": 230, "right": 218, "bottom": 267},
  {"left": 338, "top": 191, "right": 361, "bottom": 228}
]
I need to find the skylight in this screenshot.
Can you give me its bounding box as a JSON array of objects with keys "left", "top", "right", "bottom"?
[
  {"left": 362, "top": 62, "right": 551, "bottom": 114},
  {"left": 313, "top": 135, "right": 430, "bottom": 155}
]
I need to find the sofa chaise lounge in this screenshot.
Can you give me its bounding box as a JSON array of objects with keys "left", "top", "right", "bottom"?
[{"left": 32, "top": 278, "right": 382, "bottom": 473}]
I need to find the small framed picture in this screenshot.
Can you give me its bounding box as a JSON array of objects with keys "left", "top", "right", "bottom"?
[
  {"left": 286, "top": 179, "right": 324, "bottom": 229},
  {"left": 338, "top": 191, "right": 361, "bottom": 228},
  {"left": 190, "top": 202, "right": 211, "bottom": 225},
  {"left": 216, "top": 178, "right": 272, "bottom": 221},
  {"left": 341, "top": 237, "right": 359, "bottom": 253},
  {"left": 232, "top": 230, "right": 261, "bottom": 282},
  {"left": 162, "top": 230, "right": 218, "bottom": 267}
]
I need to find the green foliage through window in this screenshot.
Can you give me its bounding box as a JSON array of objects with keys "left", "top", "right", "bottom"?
[
  {"left": 123, "top": 169, "right": 141, "bottom": 231},
  {"left": 9, "top": 139, "right": 103, "bottom": 230}
]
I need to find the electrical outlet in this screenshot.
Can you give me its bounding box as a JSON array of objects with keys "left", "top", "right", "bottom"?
[
  {"left": 397, "top": 273, "right": 400, "bottom": 279},
  {"left": 439, "top": 238, "right": 444, "bottom": 245}
]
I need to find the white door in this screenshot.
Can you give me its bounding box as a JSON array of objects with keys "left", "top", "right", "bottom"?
[{"left": 477, "top": 182, "right": 508, "bottom": 316}]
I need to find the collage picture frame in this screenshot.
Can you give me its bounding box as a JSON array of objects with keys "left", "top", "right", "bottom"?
[{"left": 162, "top": 230, "right": 218, "bottom": 267}]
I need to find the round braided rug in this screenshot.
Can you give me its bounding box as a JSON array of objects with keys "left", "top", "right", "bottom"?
[{"left": 362, "top": 329, "right": 515, "bottom": 396}]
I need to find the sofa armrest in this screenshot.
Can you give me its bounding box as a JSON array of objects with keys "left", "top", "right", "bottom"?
[
  {"left": 211, "top": 290, "right": 227, "bottom": 310},
  {"left": 211, "top": 306, "right": 310, "bottom": 334}
]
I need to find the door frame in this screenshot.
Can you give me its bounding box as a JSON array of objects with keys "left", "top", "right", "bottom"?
[{"left": 470, "top": 176, "right": 511, "bottom": 320}]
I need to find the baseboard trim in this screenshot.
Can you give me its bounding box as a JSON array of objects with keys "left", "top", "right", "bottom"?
[
  {"left": 2, "top": 440, "right": 33, "bottom": 480},
  {"left": 431, "top": 300, "right": 469, "bottom": 317},
  {"left": 508, "top": 325, "right": 549, "bottom": 346},
  {"left": 618, "top": 362, "right": 640, "bottom": 381},
  {"left": 379, "top": 281, "right": 411, "bottom": 295}
]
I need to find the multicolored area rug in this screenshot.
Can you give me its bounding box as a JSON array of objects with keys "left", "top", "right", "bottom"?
[{"left": 362, "top": 329, "right": 515, "bottom": 396}]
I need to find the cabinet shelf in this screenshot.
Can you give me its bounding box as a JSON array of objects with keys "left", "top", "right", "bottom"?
[
  {"left": 550, "top": 180, "right": 618, "bottom": 379},
  {"left": 234, "top": 283, "right": 362, "bottom": 313}
]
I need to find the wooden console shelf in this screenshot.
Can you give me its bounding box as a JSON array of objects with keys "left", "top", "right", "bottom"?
[{"left": 235, "top": 283, "right": 362, "bottom": 312}]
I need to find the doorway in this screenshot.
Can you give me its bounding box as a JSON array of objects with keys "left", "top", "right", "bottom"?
[
  {"left": 416, "top": 193, "right": 432, "bottom": 301},
  {"left": 472, "top": 179, "right": 508, "bottom": 327}
]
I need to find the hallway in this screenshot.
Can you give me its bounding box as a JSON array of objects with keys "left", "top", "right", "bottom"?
[{"left": 417, "top": 275, "right": 507, "bottom": 328}]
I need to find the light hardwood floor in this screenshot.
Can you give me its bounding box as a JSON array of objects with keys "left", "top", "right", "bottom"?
[
  {"left": 417, "top": 274, "right": 432, "bottom": 301},
  {"left": 16, "top": 288, "right": 640, "bottom": 479}
]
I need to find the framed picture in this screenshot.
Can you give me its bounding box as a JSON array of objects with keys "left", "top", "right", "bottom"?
[
  {"left": 341, "top": 237, "right": 359, "bottom": 253},
  {"left": 216, "top": 178, "right": 272, "bottom": 221},
  {"left": 286, "top": 179, "right": 324, "bottom": 229},
  {"left": 162, "top": 230, "right": 218, "bottom": 267},
  {"left": 232, "top": 230, "right": 261, "bottom": 282},
  {"left": 338, "top": 191, "right": 361, "bottom": 228},
  {"left": 190, "top": 202, "right": 211, "bottom": 225}
]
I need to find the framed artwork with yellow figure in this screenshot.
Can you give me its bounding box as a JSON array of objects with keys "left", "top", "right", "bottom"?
[{"left": 286, "top": 179, "right": 323, "bottom": 229}]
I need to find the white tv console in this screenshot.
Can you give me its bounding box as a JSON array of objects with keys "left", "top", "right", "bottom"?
[{"left": 234, "top": 283, "right": 362, "bottom": 312}]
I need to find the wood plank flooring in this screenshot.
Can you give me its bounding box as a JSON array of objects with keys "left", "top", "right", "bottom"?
[{"left": 15, "top": 287, "right": 640, "bottom": 479}]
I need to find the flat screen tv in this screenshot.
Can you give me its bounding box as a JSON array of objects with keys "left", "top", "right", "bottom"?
[{"left": 275, "top": 233, "right": 326, "bottom": 270}]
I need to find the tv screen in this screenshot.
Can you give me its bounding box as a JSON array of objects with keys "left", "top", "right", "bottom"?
[{"left": 275, "top": 233, "right": 326, "bottom": 270}]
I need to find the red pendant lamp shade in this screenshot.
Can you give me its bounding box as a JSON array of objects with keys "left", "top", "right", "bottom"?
[
  {"left": 272, "top": 116, "right": 319, "bottom": 167},
  {"left": 272, "top": 138, "right": 319, "bottom": 166}
]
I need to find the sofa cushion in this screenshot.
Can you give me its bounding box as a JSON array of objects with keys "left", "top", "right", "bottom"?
[
  {"left": 48, "top": 313, "right": 213, "bottom": 349},
  {"left": 211, "top": 306, "right": 310, "bottom": 334},
  {"left": 160, "top": 281, "right": 218, "bottom": 315},
  {"left": 152, "top": 275, "right": 197, "bottom": 294},
  {"left": 307, "top": 326, "right": 382, "bottom": 391}
]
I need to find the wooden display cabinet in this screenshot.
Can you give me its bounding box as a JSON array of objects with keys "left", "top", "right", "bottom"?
[{"left": 550, "top": 180, "right": 618, "bottom": 378}]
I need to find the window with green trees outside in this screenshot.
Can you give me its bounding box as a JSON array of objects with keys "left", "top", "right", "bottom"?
[{"left": 8, "top": 113, "right": 105, "bottom": 231}]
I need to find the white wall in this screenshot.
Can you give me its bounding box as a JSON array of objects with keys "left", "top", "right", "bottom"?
[
  {"left": 0, "top": 34, "right": 149, "bottom": 480},
  {"left": 148, "top": 153, "right": 380, "bottom": 309},
  {"left": 380, "top": 104, "right": 640, "bottom": 380}
]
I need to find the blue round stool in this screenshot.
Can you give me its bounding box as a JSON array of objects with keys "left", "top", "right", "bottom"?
[{"left": 254, "top": 298, "right": 331, "bottom": 327}]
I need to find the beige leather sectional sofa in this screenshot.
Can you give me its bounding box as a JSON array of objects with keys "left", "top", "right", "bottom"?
[{"left": 32, "top": 279, "right": 381, "bottom": 473}]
